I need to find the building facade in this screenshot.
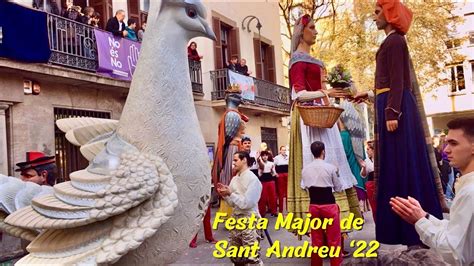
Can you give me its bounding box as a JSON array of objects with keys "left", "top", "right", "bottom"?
[
  {"left": 423, "top": 2, "right": 474, "bottom": 134},
  {"left": 0, "top": 0, "right": 290, "bottom": 180}
]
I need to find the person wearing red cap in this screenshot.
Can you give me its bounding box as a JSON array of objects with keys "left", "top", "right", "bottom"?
[
  {"left": 353, "top": 0, "right": 443, "bottom": 247},
  {"left": 15, "top": 151, "right": 57, "bottom": 186}
]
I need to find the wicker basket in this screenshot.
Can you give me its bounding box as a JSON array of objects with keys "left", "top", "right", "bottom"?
[{"left": 297, "top": 103, "right": 344, "bottom": 128}]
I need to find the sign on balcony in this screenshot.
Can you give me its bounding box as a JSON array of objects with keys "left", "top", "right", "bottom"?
[
  {"left": 228, "top": 70, "right": 255, "bottom": 101},
  {"left": 95, "top": 29, "right": 141, "bottom": 81}
]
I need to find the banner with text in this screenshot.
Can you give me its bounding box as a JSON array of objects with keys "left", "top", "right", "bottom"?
[
  {"left": 95, "top": 29, "right": 141, "bottom": 81},
  {"left": 228, "top": 70, "right": 256, "bottom": 101}
]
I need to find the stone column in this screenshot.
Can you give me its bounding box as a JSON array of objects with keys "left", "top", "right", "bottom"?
[{"left": 0, "top": 103, "right": 10, "bottom": 175}]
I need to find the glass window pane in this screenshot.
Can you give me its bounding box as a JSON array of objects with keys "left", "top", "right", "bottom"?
[
  {"left": 457, "top": 65, "right": 465, "bottom": 91},
  {"left": 450, "top": 67, "right": 456, "bottom": 92}
]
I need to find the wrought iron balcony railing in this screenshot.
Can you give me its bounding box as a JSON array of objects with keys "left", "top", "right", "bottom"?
[
  {"left": 47, "top": 13, "right": 97, "bottom": 72},
  {"left": 210, "top": 69, "right": 291, "bottom": 112},
  {"left": 45, "top": 14, "right": 203, "bottom": 93}
]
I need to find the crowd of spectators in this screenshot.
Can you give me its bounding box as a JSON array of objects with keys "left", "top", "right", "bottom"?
[{"left": 33, "top": 0, "right": 145, "bottom": 42}]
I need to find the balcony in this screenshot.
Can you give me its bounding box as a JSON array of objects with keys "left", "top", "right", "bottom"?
[
  {"left": 210, "top": 69, "right": 290, "bottom": 115},
  {"left": 44, "top": 14, "right": 203, "bottom": 94}
]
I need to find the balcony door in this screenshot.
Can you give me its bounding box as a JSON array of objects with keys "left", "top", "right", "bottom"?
[
  {"left": 254, "top": 39, "right": 275, "bottom": 83},
  {"left": 88, "top": 0, "right": 113, "bottom": 29},
  {"left": 261, "top": 127, "right": 277, "bottom": 155},
  {"left": 212, "top": 16, "right": 240, "bottom": 69}
]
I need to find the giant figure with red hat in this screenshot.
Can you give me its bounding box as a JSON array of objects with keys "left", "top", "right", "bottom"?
[
  {"left": 16, "top": 151, "right": 57, "bottom": 186},
  {"left": 353, "top": 0, "right": 443, "bottom": 246}
]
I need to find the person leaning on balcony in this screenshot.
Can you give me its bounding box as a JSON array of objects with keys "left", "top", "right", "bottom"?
[
  {"left": 125, "top": 19, "right": 138, "bottom": 42},
  {"left": 78, "top": 6, "right": 95, "bottom": 25},
  {"left": 238, "top": 58, "right": 252, "bottom": 76},
  {"left": 187, "top": 41, "right": 203, "bottom": 61},
  {"left": 91, "top": 12, "right": 101, "bottom": 28},
  {"left": 138, "top": 22, "right": 146, "bottom": 42},
  {"left": 226, "top": 56, "right": 239, "bottom": 72},
  {"left": 106, "top": 10, "right": 127, "bottom": 38}
]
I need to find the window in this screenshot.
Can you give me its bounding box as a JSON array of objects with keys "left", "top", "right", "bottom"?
[
  {"left": 449, "top": 64, "right": 465, "bottom": 93},
  {"left": 54, "top": 108, "right": 110, "bottom": 182},
  {"left": 212, "top": 16, "right": 240, "bottom": 69},
  {"left": 220, "top": 25, "right": 231, "bottom": 67},
  {"left": 140, "top": 0, "right": 149, "bottom": 12},
  {"left": 471, "top": 62, "right": 474, "bottom": 88},
  {"left": 254, "top": 39, "right": 276, "bottom": 82},
  {"left": 469, "top": 32, "right": 474, "bottom": 45},
  {"left": 445, "top": 39, "right": 462, "bottom": 49},
  {"left": 261, "top": 127, "right": 277, "bottom": 155}
]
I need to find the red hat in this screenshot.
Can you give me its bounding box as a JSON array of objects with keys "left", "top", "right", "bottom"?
[
  {"left": 15, "top": 151, "right": 56, "bottom": 172},
  {"left": 377, "top": 0, "right": 413, "bottom": 35}
]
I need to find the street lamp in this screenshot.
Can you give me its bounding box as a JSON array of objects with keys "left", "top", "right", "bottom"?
[{"left": 242, "top": 15, "right": 263, "bottom": 80}]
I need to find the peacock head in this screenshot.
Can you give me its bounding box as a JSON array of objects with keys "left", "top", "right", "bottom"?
[{"left": 150, "top": 0, "right": 216, "bottom": 41}]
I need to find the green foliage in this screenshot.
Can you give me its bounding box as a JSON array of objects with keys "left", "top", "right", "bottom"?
[{"left": 279, "top": 0, "right": 463, "bottom": 93}]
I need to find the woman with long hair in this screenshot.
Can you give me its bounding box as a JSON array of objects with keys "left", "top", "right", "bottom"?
[
  {"left": 287, "top": 14, "right": 360, "bottom": 264},
  {"left": 187, "top": 41, "right": 203, "bottom": 61}
]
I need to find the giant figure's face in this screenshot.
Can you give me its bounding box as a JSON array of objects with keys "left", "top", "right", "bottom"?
[
  {"left": 374, "top": 4, "right": 388, "bottom": 30},
  {"left": 301, "top": 20, "right": 317, "bottom": 46}
]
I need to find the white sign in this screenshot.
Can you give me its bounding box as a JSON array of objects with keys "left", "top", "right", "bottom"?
[{"left": 228, "top": 70, "right": 255, "bottom": 101}]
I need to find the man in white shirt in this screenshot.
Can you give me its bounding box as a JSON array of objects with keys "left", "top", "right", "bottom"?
[
  {"left": 301, "top": 141, "right": 343, "bottom": 266},
  {"left": 241, "top": 137, "right": 259, "bottom": 176},
  {"left": 217, "top": 151, "right": 263, "bottom": 265},
  {"left": 274, "top": 146, "right": 289, "bottom": 213},
  {"left": 390, "top": 117, "right": 474, "bottom": 265}
]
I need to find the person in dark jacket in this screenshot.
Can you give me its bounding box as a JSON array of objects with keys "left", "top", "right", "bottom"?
[{"left": 105, "top": 10, "right": 127, "bottom": 37}]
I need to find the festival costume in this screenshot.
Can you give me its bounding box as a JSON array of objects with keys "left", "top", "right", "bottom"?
[
  {"left": 224, "top": 169, "right": 263, "bottom": 264},
  {"left": 301, "top": 159, "right": 343, "bottom": 266},
  {"left": 373, "top": 29, "right": 442, "bottom": 245},
  {"left": 361, "top": 157, "right": 376, "bottom": 222},
  {"left": 189, "top": 206, "right": 215, "bottom": 247},
  {"left": 258, "top": 161, "right": 278, "bottom": 217},
  {"left": 212, "top": 105, "right": 248, "bottom": 218},
  {"left": 274, "top": 154, "right": 289, "bottom": 213},
  {"left": 288, "top": 51, "right": 360, "bottom": 223}
]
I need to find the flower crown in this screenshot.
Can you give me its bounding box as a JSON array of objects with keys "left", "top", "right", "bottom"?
[{"left": 301, "top": 14, "right": 311, "bottom": 27}]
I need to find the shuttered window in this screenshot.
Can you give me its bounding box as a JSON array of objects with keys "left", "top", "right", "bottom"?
[
  {"left": 212, "top": 16, "right": 240, "bottom": 69},
  {"left": 89, "top": 0, "right": 113, "bottom": 29},
  {"left": 127, "top": 0, "right": 140, "bottom": 25},
  {"left": 254, "top": 39, "right": 276, "bottom": 82}
]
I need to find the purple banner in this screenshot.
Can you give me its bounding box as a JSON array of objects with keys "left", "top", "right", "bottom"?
[{"left": 94, "top": 29, "right": 141, "bottom": 81}]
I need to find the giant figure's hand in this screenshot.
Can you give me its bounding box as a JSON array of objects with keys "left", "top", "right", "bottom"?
[
  {"left": 324, "top": 88, "right": 352, "bottom": 98},
  {"left": 350, "top": 91, "right": 369, "bottom": 104},
  {"left": 390, "top": 196, "right": 427, "bottom": 224},
  {"left": 386, "top": 120, "right": 398, "bottom": 132}
]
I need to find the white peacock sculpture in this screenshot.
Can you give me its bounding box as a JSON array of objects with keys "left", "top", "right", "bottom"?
[{"left": 0, "top": 0, "right": 216, "bottom": 264}]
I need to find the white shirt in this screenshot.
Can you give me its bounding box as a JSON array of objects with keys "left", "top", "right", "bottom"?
[
  {"left": 301, "top": 159, "right": 342, "bottom": 192},
  {"left": 224, "top": 168, "right": 262, "bottom": 216},
  {"left": 361, "top": 158, "right": 374, "bottom": 177},
  {"left": 249, "top": 150, "right": 259, "bottom": 170},
  {"left": 274, "top": 154, "right": 289, "bottom": 166},
  {"left": 415, "top": 171, "right": 474, "bottom": 265},
  {"left": 258, "top": 161, "right": 277, "bottom": 177}
]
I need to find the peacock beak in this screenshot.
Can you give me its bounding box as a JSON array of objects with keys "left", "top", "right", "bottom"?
[{"left": 203, "top": 23, "right": 216, "bottom": 41}]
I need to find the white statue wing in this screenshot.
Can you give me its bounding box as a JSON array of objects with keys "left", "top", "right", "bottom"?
[
  {"left": 0, "top": 175, "right": 53, "bottom": 241},
  {"left": 12, "top": 154, "right": 178, "bottom": 265},
  {"left": 4, "top": 117, "right": 179, "bottom": 264}
]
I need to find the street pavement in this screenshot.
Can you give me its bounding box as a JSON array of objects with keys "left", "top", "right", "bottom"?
[{"left": 172, "top": 207, "right": 406, "bottom": 265}]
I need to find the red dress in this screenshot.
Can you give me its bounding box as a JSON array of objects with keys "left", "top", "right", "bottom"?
[{"left": 289, "top": 62, "right": 328, "bottom": 105}]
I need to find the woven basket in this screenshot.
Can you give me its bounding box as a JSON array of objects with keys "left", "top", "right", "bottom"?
[{"left": 297, "top": 104, "right": 344, "bottom": 128}]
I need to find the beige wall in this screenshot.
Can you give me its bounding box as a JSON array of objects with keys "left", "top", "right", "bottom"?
[
  {"left": 2, "top": 74, "right": 125, "bottom": 175},
  {"left": 194, "top": 1, "right": 285, "bottom": 101}
]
